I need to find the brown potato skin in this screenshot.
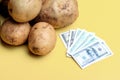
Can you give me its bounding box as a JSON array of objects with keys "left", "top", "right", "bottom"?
[
  {"left": 33, "top": 0, "right": 79, "bottom": 28},
  {"left": 0, "top": 25, "right": 1, "bottom": 36},
  {"left": 28, "top": 22, "right": 56, "bottom": 56},
  {"left": 42, "top": 0, "right": 46, "bottom": 4},
  {"left": 8, "top": 0, "right": 42, "bottom": 22},
  {"left": 0, "top": 19, "right": 31, "bottom": 45}
]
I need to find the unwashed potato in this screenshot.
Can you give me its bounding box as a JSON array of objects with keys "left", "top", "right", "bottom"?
[
  {"left": 8, "top": 0, "right": 42, "bottom": 22},
  {"left": 33, "top": 0, "right": 79, "bottom": 28},
  {"left": 0, "top": 26, "right": 1, "bottom": 35},
  {"left": 28, "top": 22, "right": 56, "bottom": 56},
  {"left": 1, "top": 19, "right": 31, "bottom": 45},
  {"left": 42, "top": 0, "right": 46, "bottom": 4}
]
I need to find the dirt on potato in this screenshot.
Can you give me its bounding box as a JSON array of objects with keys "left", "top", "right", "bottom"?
[
  {"left": 8, "top": 0, "right": 42, "bottom": 22},
  {"left": 33, "top": 0, "right": 79, "bottom": 28},
  {"left": 28, "top": 22, "right": 56, "bottom": 56},
  {"left": 0, "top": 19, "right": 31, "bottom": 46}
]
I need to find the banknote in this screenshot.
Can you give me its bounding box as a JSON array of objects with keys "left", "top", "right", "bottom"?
[
  {"left": 98, "top": 39, "right": 113, "bottom": 59},
  {"left": 75, "top": 32, "right": 95, "bottom": 51},
  {"left": 66, "top": 30, "right": 76, "bottom": 57},
  {"left": 59, "top": 31, "right": 70, "bottom": 48},
  {"left": 74, "top": 29, "right": 82, "bottom": 39},
  {"left": 68, "top": 30, "right": 76, "bottom": 49},
  {"left": 68, "top": 29, "right": 81, "bottom": 48},
  {"left": 59, "top": 28, "right": 113, "bottom": 69},
  {"left": 72, "top": 41, "right": 112, "bottom": 69},
  {"left": 68, "top": 30, "right": 94, "bottom": 55},
  {"left": 59, "top": 29, "right": 82, "bottom": 49},
  {"left": 67, "top": 30, "right": 86, "bottom": 54},
  {"left": 74, "top": 35, "right": 99, "bottom": 54}
]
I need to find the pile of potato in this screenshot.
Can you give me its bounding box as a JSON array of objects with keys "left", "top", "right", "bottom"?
[{"left": 0, "top": 0, "right": 79, "bottom": 56}]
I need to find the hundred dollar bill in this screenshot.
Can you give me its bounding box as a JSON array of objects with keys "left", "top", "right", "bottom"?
[
  {"left": 74, "top": 33, "right": 96, "bottom": 53},
  {"left": 68, "top": 30, "right": 76, "bottom": 48},
  {"left": 67, "top": 30, "right": 86, "bottom": 54},
  {"left": 69, "top": 29, "right": 82, "bottom": 49},
  {"left": 68, "top": 30, "right": 94, "bottom": 55},
  {"left": 67, "top": 30, "right": 76, "bottom": 57},
  {"left": 75, "top": 32, "right": 95, "bottom": 51},
  {"left": 74, "top": 29, "right": 82, "bottom": 40},
  {"left": 80, "top": 36, "right": 97, "bottom": 48},
  {"left": 72, "top": 41, "right": 113, "bottom": 69},
  {"left": 59, "top": 31, "right": 70, "bottom": 48}
]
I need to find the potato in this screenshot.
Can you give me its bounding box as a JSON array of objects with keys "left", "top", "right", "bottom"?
[
  {"left": 42, "top": 0, "right": 46, "bottom": 4},
  {"left": 8, "top": 0, "right": 42, "bottom": 22},
  {"left": 33, "top": 0, "right": 79, "bottom": 28},
  {"left": 28, "top": 22, "right": 56, "bottom": 56},
  {"left": 0, "top": 19, "right": 31, "bottom": 45},
  {"left": 0, "top": 23, "right": 1, "bottom": 36},
  {"left": 0, "top": 14, "right": 9, "bottom": 39}
]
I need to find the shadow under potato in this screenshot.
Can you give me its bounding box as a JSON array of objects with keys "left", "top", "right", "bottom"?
[
  {"left": 0, "top": 38, "right": 19, "bottom": 49},
  {"left": 0, "top": 38, "right": 45, "bottom": 58},
  {"left": 27, "top": 49, "right": 45, "bottom": 58},
  {"left": 0, "top": 0, "right": 10, "bottom": 18}
]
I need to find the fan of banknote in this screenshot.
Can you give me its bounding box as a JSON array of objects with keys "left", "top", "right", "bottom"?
[{"left": 59, "top": 29, "right": 113, "bottom": 69}]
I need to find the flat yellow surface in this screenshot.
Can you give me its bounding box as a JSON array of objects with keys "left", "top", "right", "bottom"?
[{"left": 0, "top": 0, "right": 120, "bottom": 80}]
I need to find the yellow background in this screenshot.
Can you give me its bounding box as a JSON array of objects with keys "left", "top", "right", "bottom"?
[{"left": 0, "top": 0, "right": 120, "bottom": 80}]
